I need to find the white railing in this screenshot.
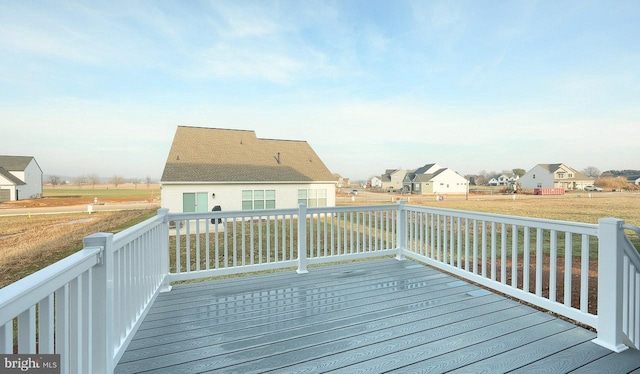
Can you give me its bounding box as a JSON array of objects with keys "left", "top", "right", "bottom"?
[
  {"left": 0, "top": 246, "right": 101, "bottom": 374},
  {"left": 401, "top": 204, "right": 600, "bottom": 328},
  {"left": 166, "top": 204, "right": 399, "bottom": 281},
  {"left": 621, "top": 224, "right": 640, "bottom": 350},
  {"left": 1, "top": 202, "right": 639, "bottom": 373},
  {"left": 593, "top": 219, "right": 640, "bottom": 352},
  {"left": 0, "top": 208, "right": 171, "bottom": 373}
]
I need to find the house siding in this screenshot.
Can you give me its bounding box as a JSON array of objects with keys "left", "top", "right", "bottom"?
[
  {"left": 162, "top": 182, "right": 336, "bottom": 213},
  {"left": 381, "top": 170, "right": 405, "bottom": 190},
  {"left": 370, "top": 176, "right": 382, "bottom": 188},
  {"left": 16, "top": 160, "right": 43, "bottom": 199},
  {"left": 520, "top": 165, "right": 555, "bottom": 189}
]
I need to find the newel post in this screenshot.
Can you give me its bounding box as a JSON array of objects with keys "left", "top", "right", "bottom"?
[
  {"left": 396, "top": 200, "right": 407, "bottom": 261},
  {"left": 84, "top": 232, "right": 115, "bottom": 373},
  {"left": 157, "top": 208, "right": 172, "bottom": 292},
  {"left": 297, "top": 203, "right": 309, "bottom": 274},
  {"left": 592, "top": 218, "right": 628, "bottom": 352}
]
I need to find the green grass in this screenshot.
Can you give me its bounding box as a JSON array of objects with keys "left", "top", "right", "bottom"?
[{"left": 43, "top": 186, "right": 159, "bottom": 199}]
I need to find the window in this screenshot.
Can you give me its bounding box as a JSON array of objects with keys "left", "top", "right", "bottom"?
[
  {"left": 242, "top": 189, "right": 276, "bottom": 210},
  {"left": 568, "top": 173, "right": 573, "bottom": 178},
  {"left": 558, "top": 172, "right": 565, "bottom": 178},
  {"left": 183, "top": 192, "right": 208, "bottom": 212},
  {"left": 298, "top": 189, "right": 327, "bottom": 207}
]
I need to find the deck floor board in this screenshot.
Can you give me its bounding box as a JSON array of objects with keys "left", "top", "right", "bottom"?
[{"left": 115, "top": 258, "right": 640, "bottom": 374}]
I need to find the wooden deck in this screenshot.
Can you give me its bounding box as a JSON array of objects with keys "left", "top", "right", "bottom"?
[{"left": 115, "top": 258, "right": 640, "bottom": 373}]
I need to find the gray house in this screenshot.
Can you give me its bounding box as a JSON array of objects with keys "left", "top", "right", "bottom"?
[{"left": 0, "top": 155, "right": 43, "bottom": 202}]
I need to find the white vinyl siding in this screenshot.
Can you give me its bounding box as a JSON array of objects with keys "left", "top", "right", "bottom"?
[{"left": 161, "top": 183, "right": 336, "bottom": 213}]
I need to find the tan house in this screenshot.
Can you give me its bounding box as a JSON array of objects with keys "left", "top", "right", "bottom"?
[
  {"left": 333, "top": 174, "right": 350, "bottom": 188},
  {"left": 380, "top": 169, "right": 406, "bottom": 191},
  {"left": 160, "top": 126, "right": 336, "bottom": 213},
  {"left": 519, "top": 163, "right": 593, "bottom": 191}
]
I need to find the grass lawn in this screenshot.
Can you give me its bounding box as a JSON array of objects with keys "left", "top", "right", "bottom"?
[{"left": 44, "top": 184, "right": 160, "bottom": 199}]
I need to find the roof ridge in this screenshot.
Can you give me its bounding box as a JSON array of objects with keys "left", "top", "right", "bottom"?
[{"left": 177, "top": 125, "right": 256, "bottom": 133}]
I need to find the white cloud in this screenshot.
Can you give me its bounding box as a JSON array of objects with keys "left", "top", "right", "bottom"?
[{"left": 197, "top": 44, "right": 303, "bottom": 84}]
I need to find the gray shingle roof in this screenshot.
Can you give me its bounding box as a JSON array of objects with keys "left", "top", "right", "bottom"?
[
  {"left": 161, "top": 126, "right": 335, "bottom": 183},
  {"left": 0, "top": 155, "right": 34, "bottom": 171},
  {"left": 412, "top": 168, "right": 447, "bottom": 182}
]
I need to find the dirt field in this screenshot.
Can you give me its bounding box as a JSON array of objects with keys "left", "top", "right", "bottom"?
[{"left": 0, "top": 209, "right": 156, "bottom": 288}]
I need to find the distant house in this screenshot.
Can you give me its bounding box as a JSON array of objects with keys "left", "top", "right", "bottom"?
[
  {"left": 487, "top": 174, "right": 519, "bottom": 186},
  {"left": 0, "top": 155, "right": 43, "bottom": 202},
  {"left": 403, "top": 163, "right": 441, "bottom": 191},
  {"left": 628, "top": 176, "right": 640, "bottom": 186},
  {"left": 519, "top": 163, "right": 593, "bottom": 191},
  {"left": 370, "top": 176, "right": 382, "bottom": 188},
  {"left": 403, "top": 163, "right": 469, "bottom": 195},
  {"left": 333, "top": 174, "right": 350, "bottom": 188},
  {"left": 160, "top": 126, "right": 336, "bottom": 213},
  {"left": 380, "top": 169, "right": 406, "bottom": 191}
]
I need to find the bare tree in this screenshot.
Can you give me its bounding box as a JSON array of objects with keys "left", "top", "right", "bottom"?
[
  {"left": 145, "top": 176, "right": 152, "bottom": 188},
  {"left": 582, "top": 166, "right": 601, "bottom": 178},
  {"left": 87, "top": 174, "right": 101, "bottom": 189},
  {"left": 110, "top": 175, "right": 126, "bottom": 188},
  {"left": 74, "top": 175, "right": 88, "bottom": 188},
  {"left": 474, "top": 171, "right": 487, "bottom": 186},
  {"left": 48, "top": 175, "right": 61, "bottom": 188},
  {"left": 512, "top": 168, "right": 526, "bottom": 177}
]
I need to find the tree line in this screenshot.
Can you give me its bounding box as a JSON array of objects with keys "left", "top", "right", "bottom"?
[{"left": 47, "top": 174, "right": 155, "bottom": 188}]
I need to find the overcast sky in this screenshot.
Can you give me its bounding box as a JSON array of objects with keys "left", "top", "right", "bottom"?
[{"left": 1, "top": 1, "right": 638, "bottom": 181}]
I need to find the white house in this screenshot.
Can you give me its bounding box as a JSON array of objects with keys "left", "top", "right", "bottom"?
[
  {"left": 519, "top": 163, "right": 593, "bottom": 191},
  {"left": 487, "top": 174, "right": 519, "bottom": 186},
  {"left": 160, "top": 126, "right": 336, "bottom": 213},
  {"left": 403, "top": 163, "right": 469, "bottom": 195},
  {"left": 627, "top": 176, "right": 640, "bottom": 186},
  {"left": 370, "top": 176, "right": 382, "bottom": 188},
  {"left": 0, "top": 155, "right": 43, "bottom": 202}
]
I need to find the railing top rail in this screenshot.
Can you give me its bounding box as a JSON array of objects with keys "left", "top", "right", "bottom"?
[
  {"left": 167, "top": 208, "right": 299, "bottom": 221},
  {"left": 0, "top": 246, "right": 101, "bottom": 326},
  {"left": 112, "top": 214, "right": 163, "bottom": 248},
  {"left": 307, "top": 204, "right": 398, "bottom": 214},
  {"left": 622, "top": 223, "right": 640, "bottom": 236},
  {"left": 621, "top": 223, "right": 640, "bottom": 269},
  {"left": 404, "top": 204, "right": 599, "bottom": 235}
]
